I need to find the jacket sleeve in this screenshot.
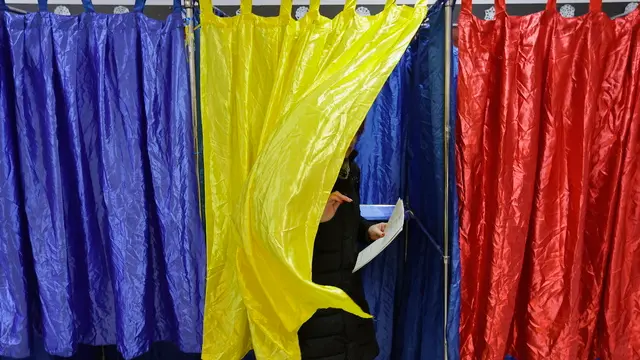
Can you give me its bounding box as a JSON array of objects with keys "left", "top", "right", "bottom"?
[{"left": 358, "top": 217, "right": 375, "bottom": 244}]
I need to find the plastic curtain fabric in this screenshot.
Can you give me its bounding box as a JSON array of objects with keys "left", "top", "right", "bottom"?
[
  {"left": 198, "top": 0, "right": 427, "bottom": 357},
  {"left": 0, "top": 342, "right": 202, "bottom": 360},
  {"left": 0, "top": 0, "right": 205, "bottom": 358},
  {"left": 355, "top": 50, "right": 411, "bottom": 360},
  {"left": 447, "top": 44, "right": 460, "bottom": 360},
  {"left": 457, "top": 0, "right": 640, "bottom": 358},
  {"left": 389, "top": 0, "right": 460, "bottom": 358},
  {"left": 194, "top": 6, "right": 227, "bottom": 220},
  {"left": 357, "top": 4, "right": 461, "bottom": 357},
  {"left": 395, "top": 14, "right": 444, "bottom": 360},
  {"left": 196, "top": 12, "right": 258, "bottom": 360}
]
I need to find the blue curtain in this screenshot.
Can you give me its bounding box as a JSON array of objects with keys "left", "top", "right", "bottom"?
[
  {"left": 356, "top": 1, "right": 461, "bottom": 358},
  {"left": 447, "top": 45, "right": 460, "bottom": 360},
  {"left": 397, "top": 2, "right": 461, "bottom": 357},
  {"left": 360, "top": 0, "right": 461, "bottom": 358},
  {"left": 392, "top": 9, "right": 445, "bottom": 357},
  {"left": 0, "top": 0, "right": 205, "bottom": 359},
  {"left": 356, "top": 48, "right": 411, "bottom": 360}
]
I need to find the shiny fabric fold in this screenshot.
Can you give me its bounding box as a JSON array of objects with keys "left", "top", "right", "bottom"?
[
  {"left": 457, "top": 2, "right": 640, "bottom": 359},
  {"left": 0, "top": 10, "right": 205, "bottom": 360},
  {"left": 356, "top": 43, "right": 411, "bottom": 360},
  {"left": 447, "top": 44, "right": 460, "bottom": 360},
  {"left": 198, "top": 1, "right": 427, "bottom": 358},
  {"left": 356, "top": 4, "right": 461, "bottom": 358},
  {"left": 393, "top": 1, "right": 457, "bottom": 357}
]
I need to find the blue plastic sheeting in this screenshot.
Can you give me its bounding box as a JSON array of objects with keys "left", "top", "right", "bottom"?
[
  {"left": 1, "top": 339, "right": 201, "bottom": 360},
  {"left": 383, "top": 0, "right": 459, "bottom": 358},
  {"left": 447, "top": 45, "right": 461, "bottom": 360},
  {"left": 0, "top": 2, "right": 204, "bottom": 359},
  {"left": 392, "top": 12, "right": 444, "bottom": 358},
  {"left": 355, "top": 38, "right": 412, "bottom": 360},
  {"left": 0, "top": 7, "right": 227, "bottom": 360},
  {"left": 355, "top": 0, "right": 460, "bottom": 358}
]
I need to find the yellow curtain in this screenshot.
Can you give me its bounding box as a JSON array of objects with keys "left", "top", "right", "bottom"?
[{"left": 199, "top": 0, "right": 426, "bottom": 358}]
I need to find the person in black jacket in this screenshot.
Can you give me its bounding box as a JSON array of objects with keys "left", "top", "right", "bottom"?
[{"left": 298, "top": 123, "right": 387, "bottom": 360}]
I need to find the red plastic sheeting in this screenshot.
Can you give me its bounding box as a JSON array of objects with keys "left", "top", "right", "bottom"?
[{"left": 456, "top": 0, "right": 640, "bottom": 358}]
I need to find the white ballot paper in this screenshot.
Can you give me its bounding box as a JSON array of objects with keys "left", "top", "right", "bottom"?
[{"left": 353, "top": 199, "right": 404, "bottom": 273}]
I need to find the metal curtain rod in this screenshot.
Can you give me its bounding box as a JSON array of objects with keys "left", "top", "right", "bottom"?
[
  {"left": 7, "top": 5, "right": 28, "bottom": 14},
  {"left": 184, "top": 0, "right": 202, "bottom": 220},
  {"left": 405, "top": 210, "right": 443, "bottom": 256},
  {"left": 443, "top": 0, "right": 454, "bottom": 359},
  {"left": 611, "top": 10, "right": 634, "bottom": 19}
]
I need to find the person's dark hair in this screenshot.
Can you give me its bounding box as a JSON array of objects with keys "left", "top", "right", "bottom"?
[{"left": 356, "top": 121, "right": 365, "bottom": 137}]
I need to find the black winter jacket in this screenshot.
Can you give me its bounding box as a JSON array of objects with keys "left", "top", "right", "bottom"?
[{"left": 298, "top": 154, "right": 379, "bottom": 360}]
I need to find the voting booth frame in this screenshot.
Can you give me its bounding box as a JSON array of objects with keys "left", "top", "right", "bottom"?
[{"left": 185, "top": 2, "right": 456, "bottom": 360}]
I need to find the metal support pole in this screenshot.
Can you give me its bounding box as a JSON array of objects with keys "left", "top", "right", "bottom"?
[
  {"left": 7, "top": 5, "right": 27, "bottom": 14},
  {"left": 443, "top": 0, "right": 453, "bottom": 359},
  {"left": 184, "top": 0, "right": 202, "bottom": 220}
]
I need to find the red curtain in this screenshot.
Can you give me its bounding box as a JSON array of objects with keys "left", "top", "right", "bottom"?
[{"left": 456, "top": 0, "right": 640, "bottom": 358}]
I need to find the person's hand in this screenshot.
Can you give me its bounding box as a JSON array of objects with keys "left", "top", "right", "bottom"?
[
  {"left": 321, "top": 191, "right": 352, "bottom": 223},
  {"left": 368, "top": 223, "right": 387, "bottom": 241}
]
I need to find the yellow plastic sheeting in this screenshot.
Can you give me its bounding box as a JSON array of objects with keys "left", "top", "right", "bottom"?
[{"left": 199, "top": 0, "right": 426, "bottom": 358}]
